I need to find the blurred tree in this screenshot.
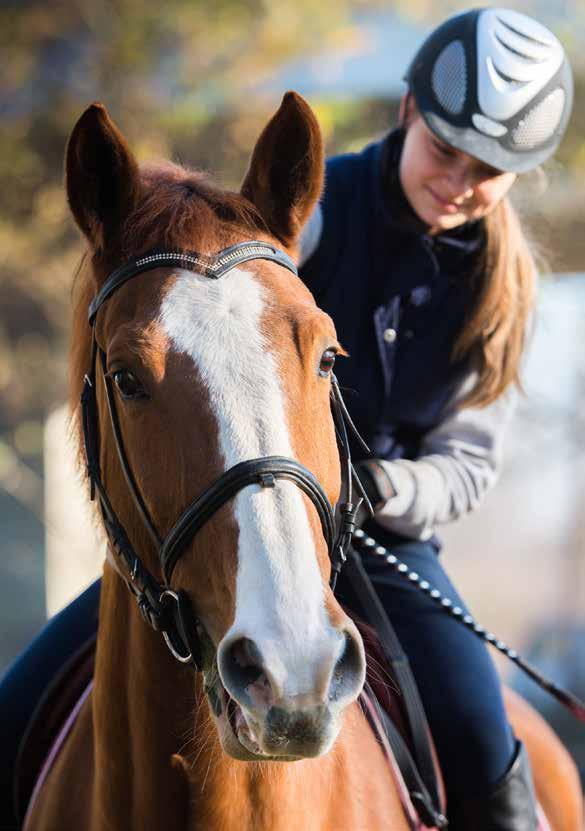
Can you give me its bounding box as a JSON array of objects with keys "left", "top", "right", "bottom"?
[
  {"left": 0, "top": 0, "right": 583, "bottom": 488},
  {"left": 0, "top": 0, "right": 357, "bottom": 473}
]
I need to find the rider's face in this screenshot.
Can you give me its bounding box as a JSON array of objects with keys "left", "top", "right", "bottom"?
[{"left": 399, "top": 103, "right": 517, "bottom": 234}]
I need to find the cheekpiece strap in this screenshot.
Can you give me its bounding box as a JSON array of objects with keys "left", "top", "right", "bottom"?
[
  {"left": 80, "top": 334, "right": 99, "bottom": 500},
  {"left": 88, "top": 241, "right": 298, "bottom": 324}
]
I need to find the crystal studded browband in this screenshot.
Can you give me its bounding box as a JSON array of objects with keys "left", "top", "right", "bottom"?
[{"left": 88, "top": 241, "right": 298, "bottom": 324}]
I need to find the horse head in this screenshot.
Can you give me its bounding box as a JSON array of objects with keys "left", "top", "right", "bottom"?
[{"left": 66, "top": 92, "right": 366, "bottom": 763}]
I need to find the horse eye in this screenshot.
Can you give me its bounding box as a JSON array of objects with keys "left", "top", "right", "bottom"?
[
  {"left": 319, "top": 349, "right": 337, "bottom": 378},
  {"left": 112, "top": 369, "right": 147, "bottom": 400}
]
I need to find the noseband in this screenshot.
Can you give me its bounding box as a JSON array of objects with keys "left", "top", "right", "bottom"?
[{"left": 81, "top": 241, "right": 371, "bottom": 670}]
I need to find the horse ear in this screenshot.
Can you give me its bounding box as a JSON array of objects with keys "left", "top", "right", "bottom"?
[
  {"left": 65, "top": 103, "right": 140, "bottom": 251},
  {"left": 240, "top": 91, "right": 324, "bottom": 248}
]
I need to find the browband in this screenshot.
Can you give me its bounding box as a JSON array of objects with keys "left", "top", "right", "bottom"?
[{"left": 88, "top": 241, "right": 298, "bottom": 324}]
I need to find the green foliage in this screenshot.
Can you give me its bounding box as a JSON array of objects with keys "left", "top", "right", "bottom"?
[
  {"left": 1, "top": 0, "right": 584, "bottom": 466},
  {"left": 0, "top": 0, "right": 355, "bottom": 452}
]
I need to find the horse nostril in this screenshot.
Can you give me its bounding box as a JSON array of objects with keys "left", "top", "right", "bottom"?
[
  {"left": 229, "top": 637, "right": 264, "bottom": 686},
  {"left": 218, "top": 636, "right": 273, "bottom": 709},
  {"left": 328, "top": 630, "right": 365, "bottom": 704}
]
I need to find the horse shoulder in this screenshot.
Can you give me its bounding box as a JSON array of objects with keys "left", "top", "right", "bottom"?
[
  {"left": 504, "top": 686, "right": 583, "bottom": 831},
  {"left": 321, "top": 703, "right": 411, "bottom": 831}
]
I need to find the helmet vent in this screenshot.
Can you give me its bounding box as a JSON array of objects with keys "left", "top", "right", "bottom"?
[
  {"left": 431, "top": 40, "right": 467, "bottom": 115},
  {"left": 472, "top": 113, "right": 507, "bottom": 138},
  {"left": 489, "top": 57, "right": 529, "bottom": 89},
  {"left": 494, "top": 31, "right": 547, "bottom": 65},
  {"left": 512, "top": 88, "right": 565, "bottom": 148},
  {"left": 495, "top": 13, "right": 556, "bottom": 50}
]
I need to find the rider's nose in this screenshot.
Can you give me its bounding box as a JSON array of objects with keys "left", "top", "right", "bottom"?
[{"left": 444, "top": 164, "right": 474, "bottom": 202}]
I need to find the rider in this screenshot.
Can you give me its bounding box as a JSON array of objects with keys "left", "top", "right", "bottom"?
[
  {"left": 0, "top": 8, "right": 573, "bottom": 831},
  {"left": 299, "top": 7, "right": 572, "bottom": 829}
]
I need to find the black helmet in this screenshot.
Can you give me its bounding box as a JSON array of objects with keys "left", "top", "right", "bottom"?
[{"left": 405, "top": 8, "right": 573, "bottom": 173}]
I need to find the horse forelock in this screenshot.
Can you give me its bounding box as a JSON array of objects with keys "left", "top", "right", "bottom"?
[{"left": 122, "top": 161, "right": 269, "bottom": 256}]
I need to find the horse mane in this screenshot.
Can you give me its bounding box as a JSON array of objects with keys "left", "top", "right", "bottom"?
[{"left": 68, "top": 160, "right": 269, "bottom": 474}]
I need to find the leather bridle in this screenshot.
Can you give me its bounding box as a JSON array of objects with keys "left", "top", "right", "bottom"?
[{"left": 81, "top": 241, "right": 371, "bottom": 670}]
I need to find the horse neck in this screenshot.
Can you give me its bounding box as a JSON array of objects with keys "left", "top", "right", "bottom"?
[
  {"left": 92, "top": 565, "right": 193, "bottom": 827},
  {"left": 184, "top": 709, "right": 383, "bottom": 831},
  {"left": 93, "top": 567, "right": 399, "bottom": 831}
]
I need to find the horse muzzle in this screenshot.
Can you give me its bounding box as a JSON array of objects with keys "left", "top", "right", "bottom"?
[{"left": 215, "top": 622, "right": 366, "bottom": 760}]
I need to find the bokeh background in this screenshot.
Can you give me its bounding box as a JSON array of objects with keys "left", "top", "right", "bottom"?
[{"left": 1, "top": 0, "right": 584, "bottom": 780}]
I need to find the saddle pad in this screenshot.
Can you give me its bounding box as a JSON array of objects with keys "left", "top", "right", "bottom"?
[
  {"left": 15, "top": 634, "right": 96, "bottom": 825},
  {"left": 22, "top": 681, "right": 93, "bottom": 830}
]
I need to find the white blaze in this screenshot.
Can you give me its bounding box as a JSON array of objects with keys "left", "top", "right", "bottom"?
[{"left": 159, "top": 269, "right": 337, "bottom": 695}]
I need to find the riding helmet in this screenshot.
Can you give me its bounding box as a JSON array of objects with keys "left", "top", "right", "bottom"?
[{"left": 404, "top": 8, "right": 573, "bottom": 173}]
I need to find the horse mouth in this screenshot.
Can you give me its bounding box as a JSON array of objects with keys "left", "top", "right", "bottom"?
[
  {"left": 225, "top": 694, "right": 264, "bottom": 756},
  {"left": 211, "top": 679, "right": 312, "bottom": 762}
]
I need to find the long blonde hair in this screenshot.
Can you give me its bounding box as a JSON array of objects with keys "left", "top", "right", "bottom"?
[
  {"left": 400, "top": 96, "right": 538, "bottom": 409},
  {"left": 453, "top": 196, "right": 537, "bottom": 409}
]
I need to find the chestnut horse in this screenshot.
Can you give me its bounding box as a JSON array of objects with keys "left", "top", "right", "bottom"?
[{"left": 26, "top": 94, "right": 582, "bottom": 831}]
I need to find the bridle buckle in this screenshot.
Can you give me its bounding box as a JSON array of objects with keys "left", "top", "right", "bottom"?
[{"left": 159, "top": 589, "right": 195, "bottom": 666}]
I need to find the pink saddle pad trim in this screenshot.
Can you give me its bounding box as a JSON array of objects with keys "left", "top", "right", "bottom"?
[{"left": 23, "top": 680, "right": 93, "bottom": 830}]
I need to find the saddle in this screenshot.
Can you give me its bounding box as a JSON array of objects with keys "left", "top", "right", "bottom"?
[{"left": 15, "top": 556, "right": 445, "bottom": 830}]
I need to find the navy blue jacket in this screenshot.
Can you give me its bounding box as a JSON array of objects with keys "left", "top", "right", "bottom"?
[{"left": 300, "top": 130, "right": 484, "bottom": 463}]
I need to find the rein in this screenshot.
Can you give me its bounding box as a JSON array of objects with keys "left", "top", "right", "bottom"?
[
  {"left": 352, "top": 529, "right": 585, "bottom": 723},
  {"left": 81, "top": 241, "right": 371, "bottom": 671}
]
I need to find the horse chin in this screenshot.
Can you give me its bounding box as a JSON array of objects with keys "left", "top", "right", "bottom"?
[{"left": 210, "top": 679, "right": 339, "bottom": 762}]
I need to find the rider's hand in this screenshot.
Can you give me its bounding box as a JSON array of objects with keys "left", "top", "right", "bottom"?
[{"left": 354, "top": 459, "right": 396, "bottom": 527}]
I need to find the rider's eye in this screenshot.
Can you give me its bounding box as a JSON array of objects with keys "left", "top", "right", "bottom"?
[
  {"left": 319, "top": 349, "right": 337, "bottom": 378},
  {"left": 432, "top": 139, "right": 453, "bottom": 158},
  {"left": 112, "top": 369, "right": 147, "bottom": 400}
]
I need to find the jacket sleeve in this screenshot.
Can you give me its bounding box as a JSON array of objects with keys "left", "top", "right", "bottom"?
[{"left": 374, "top": 375, "right": 517, "bottom": 540}]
